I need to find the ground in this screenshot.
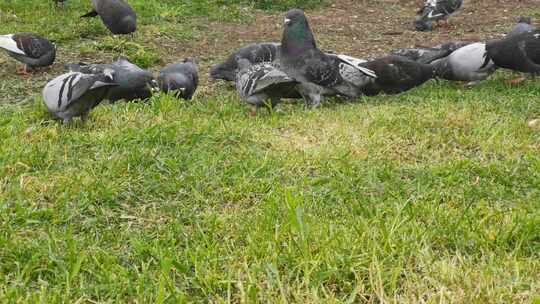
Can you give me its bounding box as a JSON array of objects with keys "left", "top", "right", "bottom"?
[{"left": 0, "top": 0, "right": 540, "bottom": 303}]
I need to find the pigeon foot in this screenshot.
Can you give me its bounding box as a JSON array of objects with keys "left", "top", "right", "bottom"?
[{"left": 507, "top": 76, "right": 526, "bottom": 85}]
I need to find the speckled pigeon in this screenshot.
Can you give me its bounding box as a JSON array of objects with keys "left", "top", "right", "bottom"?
[
  {"left": 81, "top": 0, "right": 137, "bottom": 35},
  {"left": 235, "top": 58, "right": 300, "bottom": 115},
  {"left": 42, "top": 70, "right": 117, "bottom": 123},
  {"left": 507, "top": 17, "right": 535, "bottom": 38},
  {"left": 158, "top": 58, "right": 199, "bottom": 100},
  {"left": 486, "top": 28, "right": 540, "bottom": 83},
  {"left": 390, "top": 47, "right": 451, "bottom": 64},
  {"left": 431, "top": 42, "right": 496, "bottom": 86},
  {"left": 0, "top": 33, "right": 55, "bottom": 74},
  {"left": 66, "top": 56, "right": 157, "bottom": 102},
  {"left": 210, "top": 42, "right": 280, "bottom": 81},
  {"left": 414, "top": 0, "right": 463, "bottom": 31},
  {"left": 279, "top": 9, "right": 376, "bottom": 107},
  {"left": 359, "top": 56, "right": 435, "bottom": 96}
]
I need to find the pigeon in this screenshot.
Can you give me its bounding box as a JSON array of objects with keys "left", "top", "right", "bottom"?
[
  {"left": 431, "top": 42, "right": 496, "bottom": 86},
  {"left": 235, "top": 58, "right": 300, "bottom": 115},
  {"left": 81, "top": 0, "right": 137, "bottom": 35},
  {"left": 390, "top": 47, "right": 451, "bottom": 64},
  {"left": 486, "top": 29, "right": 540, "bottom": 83},
  {"left": 432, "top": 40, "right": 473, "bottom": 52},
  {"left": 279, "top": 9, "right": 376, "bottom": 107},
  {"left": 66, "top": 57, "right": 157, "bottom": 102},
  {"left": 158, "top": 58, "right": 199, "bottom": 100},
  {"left": 390, "top": 41, "right": 472, "bottom": 64},
  {"left": 414, "top": 0, "right": 463, "bottom": 31},
  {"left": 0, "top": 33, "right": 56, "bottom": 74},
  {"left": 210, "top": 42, "right": 280, "bottom": 81},
  {"left": 42, "top": 70, "right": 117, "bottom": 123},
  {"left": 507, "top": 17, "right": 535, "bottom": 38},
  {"left": 359, "top": 56, "right": 435, "bottom": 96}
]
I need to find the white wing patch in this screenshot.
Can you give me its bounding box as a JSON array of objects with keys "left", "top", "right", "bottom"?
[
  {"left": 0, "top": 34, "right": 26, "bottom": 55},
  {"left": 335, "top": 54, "right": 377, "bottom": 78}
]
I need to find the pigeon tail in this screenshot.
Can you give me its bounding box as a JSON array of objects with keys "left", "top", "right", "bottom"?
[
  {"left": 0, "top": 34, "right": 26, "bottom": 55},
  {"left": 81, "top": 10, "right": 99, "bottom": 18}
]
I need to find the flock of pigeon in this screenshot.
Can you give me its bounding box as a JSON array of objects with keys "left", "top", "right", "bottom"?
[{"left": 0, "top": 0, "right": 539, "bottom": 122}]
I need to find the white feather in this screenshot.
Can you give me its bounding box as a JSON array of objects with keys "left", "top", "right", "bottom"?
[
  {"left": 0, "top": 34, "right": 26, "bottom": 55},
  {"left": 336, "top": 54, "right": 377, "bottom": 78}
]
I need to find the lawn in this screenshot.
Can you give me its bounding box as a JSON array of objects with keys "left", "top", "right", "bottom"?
[{"left": 1, "top": 0, "right": 540, "bottom": 303}]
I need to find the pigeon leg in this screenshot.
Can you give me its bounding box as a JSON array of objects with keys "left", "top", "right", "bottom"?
[
  {"left": 249, "top": 105, "right": 258, "bottom": 117},
  {"left": 465, "top": 80, "right": 481, "bottom": 88},
  {"left": 81, "top": 112, "right": 90, "bottom": 123},
  {"left": 16, "top": 64, "right": 31, "bottom": 75},
  {"left": 507, "top": 76, "right": 527, "bottom": 85},
  {"left": 306, "top": 93, "right": 321, "bottom": 109},
  {"left": 62, "top": 118, "right": 73, "bottom": 125}
]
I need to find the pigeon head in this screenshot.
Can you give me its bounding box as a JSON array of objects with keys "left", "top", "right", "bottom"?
[
  {"left": 517, "top": 16, "right": 532, "bottom": 24},
  {"left": 209, "top": 63, "right": 235, "bottom": 82},
  {"left": 281, "top": 9, "right": 316, "bottom": 56},
  {"left": 183, "top": 57, "right": 196, "bottom": 64},
  {"left": 414, "top": 17, "right": 433, "bottom": 31},
  {"left": 235, "top": 57, "right": 252, "bottom": 71}
]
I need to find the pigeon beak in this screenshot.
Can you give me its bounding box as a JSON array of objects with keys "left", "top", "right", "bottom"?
[{"left": 284, "top": 18, "right": 291, "bottom": 25}]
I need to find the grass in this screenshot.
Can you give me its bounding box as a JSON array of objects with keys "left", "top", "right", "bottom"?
[{"left": 1, "top": 0, "right": 540, "bottom": 302}]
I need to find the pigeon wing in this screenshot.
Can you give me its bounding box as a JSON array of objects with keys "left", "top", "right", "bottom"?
[{"left": 0, "top": 34, "right": 26, "bottom": 55}]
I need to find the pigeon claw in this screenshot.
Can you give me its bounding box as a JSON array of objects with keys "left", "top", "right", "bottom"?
[
  {"left": 16, "top": 65, "right": 31, "bottom": 76},
  {"left": 507, "top": 76, "right": 527, "bottom": 85}
]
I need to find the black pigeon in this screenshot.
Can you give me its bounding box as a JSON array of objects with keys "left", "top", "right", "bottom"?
[
  {"left": 66, "top": 56, "right": 157, "bottom": 102},
  {"left": 359, "top": 56, "right": 435, "bottom": 96},
  {"left": 158, "top": 58, "right": 199, "bottom": 100},
  {"left": 431, "top": 42, "right": 496, "bottom": 86},
  {"left": 235, "top": 58, "right": 300, "bottom": 115},
  {"left": 507, "top": 17, "right": 535, "bottom": 38},
  {"left": 42, "top": 70, "right": 117, "bottom": 123},
  {"left": 210, "top": 42, "right": 280, "bottom": 81},
  {"left": 414, "top": 0, "right": 463, "bottom": 31},
  {"left": 81, "top": 0, "right": 137, "bottom": 35},
  {"left": 0, "top": 33, "right": 55, "bottom": 74},
  {"left": 486, "top": 29, "right": 540, "bottom": 77},
  {"left": 279, "top": 9, "right": 376, "bottom": 107}
]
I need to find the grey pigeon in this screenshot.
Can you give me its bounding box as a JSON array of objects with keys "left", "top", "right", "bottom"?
[
  {"left": 390, "top": 47, "right": 451, "bottom": 64},
  {"left": 431, "top": 42, "right": 496, "bottom": 86},
  {"left": 279, "top": 9, "right": 376, "bottom": 107},
  {"left": 390, "top": 41, "right": 472, "bottom": 64},
  {"left": 507, "top": 17, "right": 535, "bottom": 38},
  {"left": 359, "top": 56, "right": 435, "bottom": 96},
  {"left": 210, "top": 42, "right": 280, "bottom": 81},
  {"left": 486, "top": 28, "right": 540, "bottom": 82},
  {"left": 432, "top": 40, "right": 473, "bottom": 52},
  {"left": 81, "top": 0, "right": 136, "bottom": 35},
  {"left": 42, "top": 70, "right": 117, "bottom": 123},
  {"left": 235, "top": 58, "right": 300, "bottom": 115},
  {"left": 0, "top": 33, "right": 55, "bottom": 74},
  {"left": 66, "top": 57, "right": 157, "bottom": 102},
  {"left": 158, "top": 58, "right": 199, "bottom": 100},
  {"left": 414, "top": 0, "right": 463, "bottom": 31}
]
